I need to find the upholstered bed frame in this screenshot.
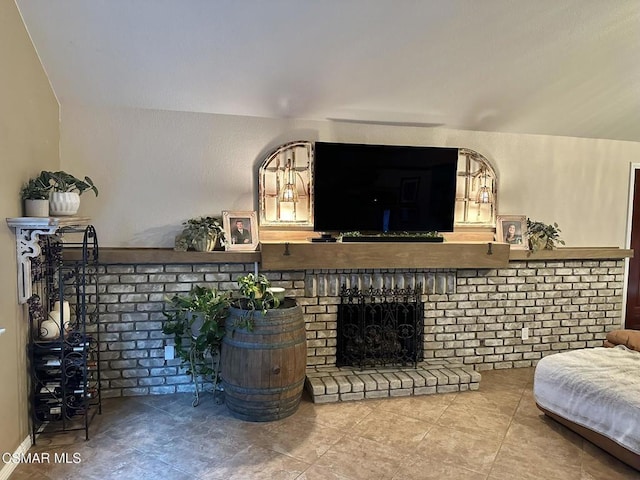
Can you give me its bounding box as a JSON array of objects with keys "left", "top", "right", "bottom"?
[{"left": 534, "top": 329, "right": 640, "bottom": 472}]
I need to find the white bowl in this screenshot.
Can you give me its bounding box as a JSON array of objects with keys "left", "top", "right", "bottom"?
[{"left": 267, "top": 287, "right": 286, "bottom": 302}]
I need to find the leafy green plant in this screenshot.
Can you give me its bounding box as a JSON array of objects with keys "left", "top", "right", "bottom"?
[
  {"left": 44, "top": 171, "right": 99, "bottom": 196},
  {"left": 232, "top": 273, "right": 280, "bottom": 330},
  {"left": 526, "top": 219, "right": 565, "bottom": 251},
  {"left": 161, "top": 285, "right": 231, "bottom": 378},
  {"left": 21, "top": 171, "right": 98, "bottom": 199},
  {"left": 175, "top": 216, "right": 225, "bottom": 251},
  {"left": 20, "top": 176, "right": 52, "bottom": 200}
]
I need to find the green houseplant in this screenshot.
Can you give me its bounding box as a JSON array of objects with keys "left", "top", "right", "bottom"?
[
  {"left": 23, "top": 170, "right": 99, "bottom": 216},
  {"left": 45, "top": 171, "right": 99, "bottom": 196},
  {"left": 20, "top": 175, "right": 52, "bottom": 217},
  {"left": 161, "top": 285, "right": 231, "bottom": 405},
  {"left": 232, "top": 273, "right": 280, "bottom": 329},
  {"left": 174, "top": 216, "right": 225, "bottom": 252},
  {"left": 527, "top": 218, "right": 565, "bottom": 251}
]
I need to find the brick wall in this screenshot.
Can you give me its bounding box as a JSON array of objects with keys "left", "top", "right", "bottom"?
[{"left": 96, "top": 259, "right": 624, "bottom": 397}]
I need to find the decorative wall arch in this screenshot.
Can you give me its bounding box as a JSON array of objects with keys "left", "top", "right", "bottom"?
[{"left": 259, "top": 141, "right": 313, "bottom": 228}]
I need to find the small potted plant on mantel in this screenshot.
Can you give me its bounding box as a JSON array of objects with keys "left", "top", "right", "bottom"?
[
  {"left": 174, "top": 216, "right": 226, "bottom": 252},
  {"left": 527, "top": 218, "right": 565, "bottom": 251}
]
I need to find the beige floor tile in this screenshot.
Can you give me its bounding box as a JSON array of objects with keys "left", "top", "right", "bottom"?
[
  {"left": 489, "top": 440, "right": 583, "bottom": 480},
  {"left": 503, "top": 415, "right": 584, "bottom": 461},
  {"left": 392, "top": 456, "right": 489, "bottom": 480},
  {"left": 268, "top": 420, "right": 347, "bottom": 464},
  {"left": 199, "top": 444, "right": 310, "bottom": 480},
  {"left": 312, "top": 434, "right": 410, "bottom": 480},
  {"left": 373, "top": 392, "right": 458, "bottom": 423},
  {"left": 416, "top": 427, "right": 503, "bottom": 475},
  {"left": 301, "top": 399, "right": 379, "bottom": 431},
  {"left": 350, "top": 410, "right": 432, "bottom": 450},
  {"left": 451, "top": 388, "right": 522, "bottom": 417},
  {"left": 296, "top": 464, "right": 360, "bottom": 480},
  {"left": 435, "top": 401, "right": 513, "bottom": 441}
]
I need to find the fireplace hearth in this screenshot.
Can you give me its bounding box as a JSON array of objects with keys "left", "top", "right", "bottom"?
[{"left": 337, "top": 284, "right": 424, "bottom": 369}]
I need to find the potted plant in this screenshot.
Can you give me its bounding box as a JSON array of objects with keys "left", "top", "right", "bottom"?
[
  {"left": 527, "top": 218, "right": 565, "bottom": 251},
  {"left": 174, "top": 216, "right": 225, "bottom": 252},
  {"left": 20, "top": 175, "right": 52, "bottom": 217},
  {"left": 36, "top": 170, "right": 99, "bottom": 216},
  {"left": 161, "top": 285, "right": 231, "bottom": 406},
  {"left": 221, "top": 273, "right": 307, "bottom": 422}
]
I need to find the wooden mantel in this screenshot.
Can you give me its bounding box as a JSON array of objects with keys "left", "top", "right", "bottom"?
[
  {"left": 260, "top": 241, "right": 511, "bottom": 270},
  {"left": 77, "top": 244, "right": 632, "bottom": 269},
  {"left": 508, "top": 247, "right": 633, "bottom": 261}
]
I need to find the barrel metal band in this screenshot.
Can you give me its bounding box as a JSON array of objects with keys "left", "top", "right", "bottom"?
[
  {"left": 223, "top": 337, "right": 306, "bottom": 350},
  {"left": 223, "top": 378, "right": 305, "bottom": 395}
]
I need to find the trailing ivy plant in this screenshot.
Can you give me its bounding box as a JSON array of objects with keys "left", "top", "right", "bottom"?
[
  {"left": 161, "top": 285, "right": 231, "bottom": 379},
  {"left": 526, "top": 219, "right": 565, "bottom": 251}
]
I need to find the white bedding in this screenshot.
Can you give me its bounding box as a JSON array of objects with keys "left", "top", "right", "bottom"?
[{"left": 534, "top": 346, "right": 640, "bottom": 455}]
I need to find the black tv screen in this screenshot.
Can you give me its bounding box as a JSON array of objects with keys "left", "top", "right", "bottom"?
[{"left": 313, "top": 142, "right": 458, "bottom": 233}]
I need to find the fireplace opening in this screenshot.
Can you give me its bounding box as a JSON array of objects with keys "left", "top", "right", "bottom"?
[{"left": 337, "top": 284, "right": 424, "bottom": 369}]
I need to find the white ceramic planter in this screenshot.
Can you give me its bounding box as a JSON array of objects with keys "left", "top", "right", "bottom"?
[
  {"left": 49, "top": 192, "right": 80, "bottom": 216},
  {"left": 24, "top": 199, "right": 50, "bottom": 217},
  {"left": 40, "top": 312, "right": 61, "bottom": 339},
  {"left": 53, "top": 300, "right": 72, "bottom": 330}
]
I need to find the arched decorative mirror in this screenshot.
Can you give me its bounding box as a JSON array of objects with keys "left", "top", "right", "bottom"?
[
  {"left": 259, "top": 141, "right": 313, "bottom": 228},
  {"left": 258, "top": 142, "right": 496, "bottom": 230}
]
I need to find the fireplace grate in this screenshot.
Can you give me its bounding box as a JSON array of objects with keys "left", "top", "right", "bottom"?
[{"left": 337, "top": 284, "right": 424, "bottom": 369}]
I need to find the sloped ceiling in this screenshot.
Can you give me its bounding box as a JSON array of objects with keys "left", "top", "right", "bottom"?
[{"left": 16, "top": 0, "right": 640, "bottom": 142}]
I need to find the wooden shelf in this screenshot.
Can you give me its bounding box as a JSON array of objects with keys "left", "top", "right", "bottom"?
[
  {"left": 96, "top": 248, "right": 260, "bottom": 265},
  {"left": 509, "top": 247, "right": 633, "bottom": 261},
  {"left": 260, "top": 241, "right": 510, "bottom": 270},
  {"left": 75, "top": 245, "right": 633, "bottom": 268}
]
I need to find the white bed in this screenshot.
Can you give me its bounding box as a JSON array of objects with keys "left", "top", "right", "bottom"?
[{"left": 534, "top": 345, "right": 640, "bottom": 471}]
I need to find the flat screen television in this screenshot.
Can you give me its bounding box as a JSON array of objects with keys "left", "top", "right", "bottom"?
[{"left": 313, "top": 142, "right": 458, "bottom": 234}]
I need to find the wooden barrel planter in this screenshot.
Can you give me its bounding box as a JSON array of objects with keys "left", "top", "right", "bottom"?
[{"left": 221, "top": 298, "right": 307, "bottom": 421}]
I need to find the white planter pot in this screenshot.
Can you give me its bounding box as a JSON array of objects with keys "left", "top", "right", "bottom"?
[
  {"left": 53, "top": 300, "right": 72, "bottom": 330},
  {"left": 24, "top": 199, "right": 50, "bottom": 217},
  {"left": 40, "top": 313, "right": 61, "bottom": 339},
  {"left": 49, "top": 192, "right": 80, "bottom": 216}
]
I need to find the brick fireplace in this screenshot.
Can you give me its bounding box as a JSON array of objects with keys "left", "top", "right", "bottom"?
[{"left": 94, "top": 255, "right": 625, "bottom": 404}]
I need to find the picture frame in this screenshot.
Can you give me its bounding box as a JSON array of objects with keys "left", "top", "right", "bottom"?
[
  {"left": 496, "top": 215, "right": 528, "bottom": 250},
  {"left": 222, "top": 211, "right": 259, "bottom": 251}
]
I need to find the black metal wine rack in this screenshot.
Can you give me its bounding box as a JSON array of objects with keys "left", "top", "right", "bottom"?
[{"left": 27, "top": 225, "right": 101, "bottom": 444}]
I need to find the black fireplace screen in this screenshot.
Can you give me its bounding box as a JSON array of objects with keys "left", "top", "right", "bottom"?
[{"left": 337, "top": 284, "right": 424, "bottom": 369}]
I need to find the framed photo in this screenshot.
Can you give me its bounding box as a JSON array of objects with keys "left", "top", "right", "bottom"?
[
  {"left": 222, "top": 211, "right": 259, "bottom": 251},
  {"left": 496, "top": 215, "right": 528, "bottom": 250}
]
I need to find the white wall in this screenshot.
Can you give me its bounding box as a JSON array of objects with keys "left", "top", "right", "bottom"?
[{"left": 60, "top": 104, "right": 640, "bottom": 248}]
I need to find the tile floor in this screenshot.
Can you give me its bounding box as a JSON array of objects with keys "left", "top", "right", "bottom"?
[{"left": 8, "top": 368, "right": 640, "bottom": 480}]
